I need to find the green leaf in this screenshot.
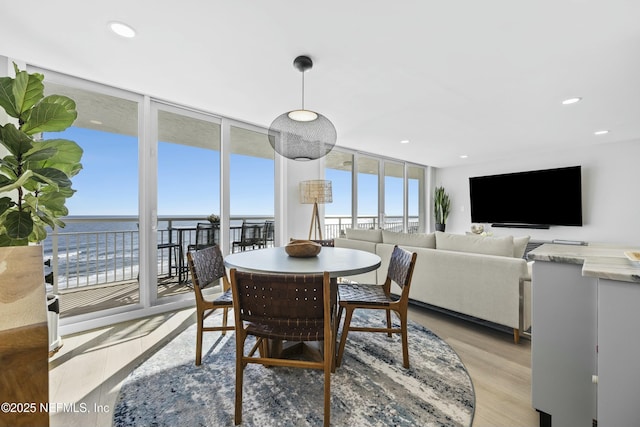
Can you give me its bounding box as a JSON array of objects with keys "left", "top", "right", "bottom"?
[
  {"left": 24, "top": 145, "right": 58, "bottom": 162},
  {"left": 32, "top": 167, "right": 71, "bottom": 188},
  {"left": 38, "top": 191, "right": 70, "bottom": 215},
  {"left": 15, "top": 67, "right": 45, "bottom": 117},
  {"left": 32, "top": 139, "right": 83, "bottom": 175},
  {"left": 4, "top": 210, "right": 34, "bottom": 239},
  {"left": 0, "top": 123, "right": 34, "bottom": 157},
  {"left": 21, "top": 95, "right": 77, "bottom": 134},
  {"left": 0, "top": 196, "right": 14, "bottom": 215},
  {"left": 0, "top": 76, "right": 19, "bottom": 118},
  {"left": 0, "top": 232, "right": 28, "bottom": 247},
  {"left": 29, "top": 220, "right": 48, "bottom": 242}
]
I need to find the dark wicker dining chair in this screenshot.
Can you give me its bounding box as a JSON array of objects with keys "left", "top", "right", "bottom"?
[
  {"left": 229, "top": 269, "right": 334, "bottom": 427},
  {"left": 336, "top": 245, "right": 417, "bottom": 368},
  {"left": 186, "top": 245, "right": 234, "bottom": 366}
]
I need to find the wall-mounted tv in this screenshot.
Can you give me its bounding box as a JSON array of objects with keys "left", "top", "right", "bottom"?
[{"left": 469, "top": 166, "right": 583, "bottom": 228}]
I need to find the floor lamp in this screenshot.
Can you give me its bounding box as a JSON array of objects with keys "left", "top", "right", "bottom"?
[{"left": 299, "top": 180, "right": 332, "bottom": 240}]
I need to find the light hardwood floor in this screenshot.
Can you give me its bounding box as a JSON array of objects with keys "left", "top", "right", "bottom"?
[{"left": 49, "top": 304, "right": 538, "bottom": 427}]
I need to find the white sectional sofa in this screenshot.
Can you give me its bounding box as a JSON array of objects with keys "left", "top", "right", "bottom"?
[{"left": 334, "top": 229, "right": 531, "bottom": 343}]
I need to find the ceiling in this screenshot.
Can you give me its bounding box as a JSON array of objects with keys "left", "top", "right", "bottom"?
[{"left": 2, "top": 0, "right": 639, "bottom": 168}]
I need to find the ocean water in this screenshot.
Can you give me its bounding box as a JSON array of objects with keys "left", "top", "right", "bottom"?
[
  {"left": 43, "top": 219, "right": 249, "bottom": 290},
  {"left": 43, "top": 220, "right": 196, "bottom": 290}
]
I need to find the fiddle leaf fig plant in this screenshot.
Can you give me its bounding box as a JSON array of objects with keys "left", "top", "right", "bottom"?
[{"left": 0, "top": 63, "right": 83, "bottom": 246}]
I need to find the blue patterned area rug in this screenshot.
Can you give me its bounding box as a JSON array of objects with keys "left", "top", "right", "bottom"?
[{"left": 113, "top": 310, "right": 474, "bottom": 426}]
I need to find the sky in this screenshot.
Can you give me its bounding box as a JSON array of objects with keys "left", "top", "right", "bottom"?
[{"left": 49, "top": 127, "right": 416, "bottom": 218}]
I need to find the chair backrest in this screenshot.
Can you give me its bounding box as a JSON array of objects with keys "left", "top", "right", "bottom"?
[
  {"left": 386, "top": 245, "right": 418, "bottom": 296},
  {"left": 195, "top": 222, "right": 219, "bottom": 248},
  {"left": 230, "top": 270, "right": 331, "bottom": 341},
  {"left": 263, "top": 220, "right": 274, "bottom": 245},
  {"left": 187, "top": 245, "right": 226, "bottom": 290},
  {"left": 241, "top": 221, "right": 263, "bottom": 244}
]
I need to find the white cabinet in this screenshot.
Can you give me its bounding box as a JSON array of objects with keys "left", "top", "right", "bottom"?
[
  {"left": 597, "top": 278, "right": 640, "bottom": 426},
  {"left": 531, "top": 250, "right": 640, "bottom": 427},
  {"left": 531, "top": 261, "right": 597, "bottom": 426}
]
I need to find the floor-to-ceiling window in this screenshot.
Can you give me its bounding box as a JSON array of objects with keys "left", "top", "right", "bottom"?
[
  {"left": 229, "top": 124, "right": 274, "bottom": 252},
  {"left": 408, "top": 164, "right": 425, "bottom": 232},
  {"left": 325, "top": 149, "right": 428, "bottom": 235},
  {"left": 383, "top": 161, "right": 404, "bottom": 231},
  {"left": 357, "top": 156, "right": 380, "bottom": 229},
  {"left": 154, "top": 103, "right": 221, "bottom": 300},
  {"left": 36, "top": 76, "right": 142, "bottom": 319},
  {"left": 324, "top": 150, "right": 354, "bottom": 238}
]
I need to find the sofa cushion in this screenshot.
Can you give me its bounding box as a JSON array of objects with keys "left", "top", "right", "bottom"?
[
  {"left": 464, "top": 233, "right": 530, "bottom": 258},
  {"left": 382, "top": 230, "right": 436, "bottom": 248},
  {"left": 334, "top": 237, "right": 378, "bottom": 253},
  {"left": 435, "top": 231, "right": 514, "bottom": 257},
  {"left": 345, "top": 228, "right": 383, "bottom": 243},
  {"left": 513, "top": 235, "right": 531, "bottom": 258}
]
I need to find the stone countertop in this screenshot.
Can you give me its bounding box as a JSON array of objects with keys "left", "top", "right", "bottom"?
[{"left": 528, "top": 243, "right": 640, "bottom": 283}]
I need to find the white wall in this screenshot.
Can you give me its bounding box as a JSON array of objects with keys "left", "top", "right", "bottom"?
[
  {"left": 435, "top": 139, "right": 640, "bottom": 246},
  {"left": 282, "top": 157, "right": 326, "bottom": 242}
]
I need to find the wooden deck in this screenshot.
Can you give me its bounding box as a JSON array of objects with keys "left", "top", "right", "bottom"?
[{"left": 59, "top": 275, "right": 193, "bottom": 318}]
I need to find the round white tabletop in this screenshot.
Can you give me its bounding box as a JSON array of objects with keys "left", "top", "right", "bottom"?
[{"left": 224, "top": 246, "right": 381, "bottom": 278}]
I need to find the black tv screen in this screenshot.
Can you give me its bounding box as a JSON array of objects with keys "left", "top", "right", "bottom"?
[{"left": 469, "top": 166, "right": 583, "bottom": 227}]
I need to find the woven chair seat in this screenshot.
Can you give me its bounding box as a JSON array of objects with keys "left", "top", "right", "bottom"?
[
  {"left": 187, "top": 245, "right": 234, "bottom": 366},
  {"left": 336, "top": 245, "right": 417, "bottom": 369},
  {"left": 206, "top": 288, "right": 233, "bottom": 306},
  {"left": 246, "top": 319, "right": 326, "bottom": 341},
  {"left": 338, "top": 283, "right": 395, "bottom": 306}
]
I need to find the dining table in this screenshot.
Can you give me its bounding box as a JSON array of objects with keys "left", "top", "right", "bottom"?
[{"left": 224, "top": 246, "right": 382, "bottom": 363}]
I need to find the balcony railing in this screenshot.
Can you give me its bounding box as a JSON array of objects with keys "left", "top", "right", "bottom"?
[{"left": 45, "top": 215, "right": 421, "bottom": 293}]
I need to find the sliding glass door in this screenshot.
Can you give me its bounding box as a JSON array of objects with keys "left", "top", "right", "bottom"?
[
  {"left": 229, "top": 124, "right": 274, "bottom": 252},
  {"left": 154, "top": 103, "right": 221, "bottom": 300},
  {"left": 35, "top": 75, "right": 142, "bottom": 318},
  {"left": 325, "top": 150, "right": 353, "bottom": 238}
]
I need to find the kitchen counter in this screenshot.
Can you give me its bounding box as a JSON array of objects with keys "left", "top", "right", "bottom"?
[{"left": 528, "top": 243, "right": 640, "bottom": 283}]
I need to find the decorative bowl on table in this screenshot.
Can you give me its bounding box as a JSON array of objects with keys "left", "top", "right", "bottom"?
[{"left": 285, "top": 239, "right": 322, "bottom": 257}]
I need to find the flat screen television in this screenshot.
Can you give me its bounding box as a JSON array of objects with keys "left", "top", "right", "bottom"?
[{"left": 469, "top": 166, "right": 583, "bottom": 228}]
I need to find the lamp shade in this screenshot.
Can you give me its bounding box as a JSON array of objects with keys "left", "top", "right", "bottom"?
[
  {"left": 268, "top": 55, "right": 337, "bottom": 161},
  {"left": 299, "top": 180, "right": 333, "bottom": 204},
  {"left": 268, "top": 111, "right": 336, "bottom": 161}
]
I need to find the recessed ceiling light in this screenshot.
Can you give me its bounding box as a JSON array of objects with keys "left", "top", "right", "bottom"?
[
  {"left": 594, "top": 130, "right": 609, "bottom": 135},
  {"left": 109, "top": 21, "right": 136, "bottom": 38},
  {"left": 562, "top": 97, "right": 582, "bottom": 105},
  {"left": 459, "top": 155, "right": 468, "bottom": 159},
  {"left": 400, "top": 140, "right": 410, "bottom": 144},
  {"left": 89, "top": 119, "right": 103, "bottom": 125}
]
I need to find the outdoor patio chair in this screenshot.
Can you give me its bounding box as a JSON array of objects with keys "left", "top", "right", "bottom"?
[
  {"left": 186, "top": 245, "right": 234, "bottom": 366},
  {"left": 229, "top": 269, "right": 334, "bottom": 427},
  {"left": 262, "top": 220, "right": 275, "bottom": 247},
  {"left": 232, "top": 220, "right": 265, "bottom": 252},
  {"left": 336, "top": 245, "right": 417, "bottom": 369},
  {"left": 188, "top": 222, "right": 219, "bottom": 252}
]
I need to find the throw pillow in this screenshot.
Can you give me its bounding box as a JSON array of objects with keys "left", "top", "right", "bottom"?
[
  {"left": 435, "top": 231, "right": 514, "bottom": 257},
  {"left": 345, "top": 228, "right": 383, "bottom": 243},
  {"left": 513, "top": 235, "right": 531, "bottom": 259},
  {"left": 382, "top": 230, "right": 436, "bottom": 248}
]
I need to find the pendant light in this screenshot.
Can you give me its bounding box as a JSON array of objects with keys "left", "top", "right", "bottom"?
[{"left": 268, "top": 55, "right": 337, "bottom": 161}]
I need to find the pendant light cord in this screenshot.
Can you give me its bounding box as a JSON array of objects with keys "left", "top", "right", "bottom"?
[{"left": 301, "top": 71, "right": 305, "bottom": 111}]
